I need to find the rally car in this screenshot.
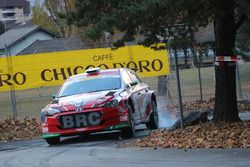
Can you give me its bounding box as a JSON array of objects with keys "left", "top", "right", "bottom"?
[{"left": 40, "top": 68, "right": 159, "bottom": 145}]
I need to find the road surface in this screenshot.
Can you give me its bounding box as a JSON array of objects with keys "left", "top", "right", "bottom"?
[
  {"left": 0, "top": 131, "right": 249, "bottom": 167},
  {"left": 0, "top": 97, "right": 249, "bottom": 167}
]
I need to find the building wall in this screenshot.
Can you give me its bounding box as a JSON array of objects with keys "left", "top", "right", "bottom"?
[
  {"left": 9, "top": 31, "right": 55, "bottom": 56},
  {"left": 0, "top": 6, "right": 30, "bottom": 22},
  {"left": 15, "top": 7, "right": 24, "bottom": 21},
  {"left": 0, "top": 9, "right": 3, "bottom": 20}
]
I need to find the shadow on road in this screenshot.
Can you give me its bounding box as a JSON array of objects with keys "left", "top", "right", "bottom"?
[{"left": 50, "top": 126, "right": 152, "bottom": 147}]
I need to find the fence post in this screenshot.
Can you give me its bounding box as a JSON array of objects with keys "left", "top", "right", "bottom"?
[
  {"left": 5, "top": 44, "right": 17, "bottom": 118},
  {"left": 197, "top": 51, "right": 203, "bottom": 101},
  {"left": 174, "top": 48, "right": 184, "bottom": 129},
  {"left": 236, "top": 62, "right": 243, "bottom": 100}
]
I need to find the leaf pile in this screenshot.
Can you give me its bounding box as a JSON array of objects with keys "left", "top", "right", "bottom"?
[
  {"left": 137, "top": 121, "right": 250, "bottom": 148},
  {"left": 0, "top": 117, "right": 40, "bottom": 142},
  {"left": 167, "top": 98, "right": 250, "bottom": 112},
  {"left": 167, "top": 98, "right": 215, "bottom": 112}
]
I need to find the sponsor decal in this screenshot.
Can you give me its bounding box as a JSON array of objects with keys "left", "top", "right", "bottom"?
[
  {"left": 61, "top": 112, "right": 102, "bottom": 129},
  {"left": 40, "top": 133, "right": 60, "bottom": 139},
  {"left": 74, "top": 101, "right": 86, "bottom": 112},
  {"left": 42, "top": 127, "right": 48, "bottom": 133},
  {"left": 105, "top": 122, "right": 130, "bottom": 130},
  {"left": 75, "top": 128, "right": 87, "bottom": 132},
  {"left": 0, "top": 45, "right": 169, "bottom": 91},
  {"left": 120, "top": 115, "right": 129, "bottom": 122}
]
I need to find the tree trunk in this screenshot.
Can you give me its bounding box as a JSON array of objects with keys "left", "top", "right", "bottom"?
[{"left": 213, "top": 0, "right": 240, "bottom": 122}]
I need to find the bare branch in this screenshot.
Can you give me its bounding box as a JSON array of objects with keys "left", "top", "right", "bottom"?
[{"left": 45, "top": 0, "right": 66, "bottom": 37}]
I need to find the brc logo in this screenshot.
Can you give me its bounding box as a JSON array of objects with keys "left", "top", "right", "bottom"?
[{"left": 62, "top": 112, "right": 102, "bottom": 129}]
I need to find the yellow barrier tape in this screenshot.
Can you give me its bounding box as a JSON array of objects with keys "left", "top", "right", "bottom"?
[{"left": 0, "top": 45, "right": 169, "bottom": 91}]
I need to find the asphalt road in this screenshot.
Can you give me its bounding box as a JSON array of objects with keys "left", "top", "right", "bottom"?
[
  {"left": 0, "top": 130, "right": 250, "bottom": 167},
  {"left": 0, "top": 97, "right": 249, "bottom": 167}
]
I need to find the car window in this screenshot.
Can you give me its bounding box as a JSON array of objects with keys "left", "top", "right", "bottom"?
[
  {"left": 128, "top": 71, "right": 141, "bottom": 84},
  {"left": 121, "top": 70, "right": 132, "bottom": 86},
  {"left": 58, "top": 75, "right": 121, "bottom": 97},
  {"left": 134, "top": 72, "right": 142, "bottom": 83}
]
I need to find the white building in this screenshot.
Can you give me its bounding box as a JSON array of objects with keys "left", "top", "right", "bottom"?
[{"left": 0, "top": 0, "right": 30, "bottom": 23}]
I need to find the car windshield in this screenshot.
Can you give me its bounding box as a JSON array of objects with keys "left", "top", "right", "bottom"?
[{"left": 57, "top": 75, "right": 121, "bottom": 97}]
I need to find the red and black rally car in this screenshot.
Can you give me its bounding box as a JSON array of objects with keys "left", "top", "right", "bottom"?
[{"left": 40, "top": 68, "right": 159, "bottom": 145}]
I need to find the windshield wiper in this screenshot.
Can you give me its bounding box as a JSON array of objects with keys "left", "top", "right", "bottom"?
[{"left": 87, "top": 90, "right": 106, "bottom": 93}]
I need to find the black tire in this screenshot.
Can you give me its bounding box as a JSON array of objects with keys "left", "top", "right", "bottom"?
[
  {"left": 46, "top": 136, "right": 60, "bottom": 145},
  {"left": 146, "top": 101, "right": 159, "bottom": 129},
  {"left": 122, "top": 105, "right": 135, "bottom": 138}
]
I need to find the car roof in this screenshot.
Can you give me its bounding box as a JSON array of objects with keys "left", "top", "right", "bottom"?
[{"left": 67, "top": 68, "right": 124, "bottom": 81}]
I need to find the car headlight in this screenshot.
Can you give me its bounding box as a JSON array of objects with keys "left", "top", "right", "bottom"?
[
  {"left": 45, "top": 108, "right": 61, "bottom": 116},
  {"left": 40, "top": 108, "right": 61, "bottom": 123},
  {"left": 106, "top": 99, "right": 119, "bottom": 108}
]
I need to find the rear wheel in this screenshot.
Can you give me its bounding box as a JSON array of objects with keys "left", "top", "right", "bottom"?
[
  {"left": 146, "top": 101, "right": 159, "bottom": 129},
  {"left": 46, "top": 136, "right": 60, "bottom": 145},
  {"left": 122, "top": 104, "right": 135, "bottom": 138}
]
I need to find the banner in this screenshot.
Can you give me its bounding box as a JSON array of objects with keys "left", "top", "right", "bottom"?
[{"left": 0, "top": 45, "right": 169, "bottom": 91}]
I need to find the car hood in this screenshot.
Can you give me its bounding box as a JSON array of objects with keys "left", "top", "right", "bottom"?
[{"left": 48, "top": 90, "right": 119, "bottom": 112}]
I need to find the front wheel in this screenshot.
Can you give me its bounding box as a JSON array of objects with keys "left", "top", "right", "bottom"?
[
  {"left": 46, "top": 136, "right": 60, "bottom": 145},
  {"left": 122, "top": 105, "right": 135, "bottom": 138},
  {"left": 146, "top": 101, "right": 159, "bottom": 129}
]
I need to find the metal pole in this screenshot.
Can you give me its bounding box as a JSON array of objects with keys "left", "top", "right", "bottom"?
[
  {"left": 166, "top": 46, "right": 171, "bottom": 105},
  {"left": 197, "top": 52, "right": 203, "bottom": 101},
  {"left": 236, "top": 62, "right": 243, "bottom": 99},
  {"left": 5, "top": 44, "right": 17, "bottom": 118},
  {"left": 10, "top": 86, "right": 17, "bottom": 118},
  {"left": 174, "top": 49, "right": 184, "bottom": 129}
]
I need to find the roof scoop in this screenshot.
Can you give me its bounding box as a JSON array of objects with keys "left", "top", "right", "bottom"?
[{"left": 85, "top": 67, "right": 101, "bottom": 74}]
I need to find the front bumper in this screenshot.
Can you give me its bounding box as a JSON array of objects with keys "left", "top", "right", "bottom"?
[{"left": 40, "top": 107, "right": 129, "bottom": 139}]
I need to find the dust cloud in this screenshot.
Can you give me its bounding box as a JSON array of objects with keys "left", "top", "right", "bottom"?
[{"left": 157, "top": 96, "right": 178, "bottom": 128}]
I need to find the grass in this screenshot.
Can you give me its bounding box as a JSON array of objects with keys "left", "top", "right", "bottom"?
[
  {"left": 144, "top": 62, "right": 250, "bottom": 103},
  {"left": 0, "top": 86, "right": 60, "bottom": 121},
  {"left": 0, "top": 63, "right": 249, "bottom": 121},
  {"left": 143, "top": 66, "right": 216, "bottom": 103}
]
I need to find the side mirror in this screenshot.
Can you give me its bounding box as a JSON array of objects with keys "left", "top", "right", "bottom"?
[
  {"left": 51, "top": 94, "right": 56, "bottom": 99},
  {"left": 130, "top": 81, "right": 138, "bottom": 86},
  {"left": 125, "top": 84, "right": 130, "bottom": 89}
]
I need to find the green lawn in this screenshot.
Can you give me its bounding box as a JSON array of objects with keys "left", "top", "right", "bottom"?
[{"left": 144, "top": 62, "right": 249, "bottom": 103}]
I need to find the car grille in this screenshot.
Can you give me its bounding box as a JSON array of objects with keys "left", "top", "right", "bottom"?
[{"left": 58, "top": 111, "right": 102, "bottom": 129}]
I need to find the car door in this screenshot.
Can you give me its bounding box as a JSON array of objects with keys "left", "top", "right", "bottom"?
[
  {"left": 129, "top": 71, "right": 150, "bottom": 121},
  {"left": 126, "top": 70, "right": 145, "bottom": 122},
  {"left": 121, "top": 70, "right": 141, "bottom": 122}
]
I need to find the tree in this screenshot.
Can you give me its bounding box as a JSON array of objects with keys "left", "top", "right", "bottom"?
[
  {"left": 32, "top": 0, "right": 59, "bottom": 34},
  {"left": 32, "top": 0, "right": 81, "bottom": 38},
  {"left": 45, "top": 0, "right": 81, "bottom": 37},
  {"left": 213, "top": 0, "right": 238, "bottom": 122},
  {"left": 72, "top": 0, "right": 250, "bottom": 122}
]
